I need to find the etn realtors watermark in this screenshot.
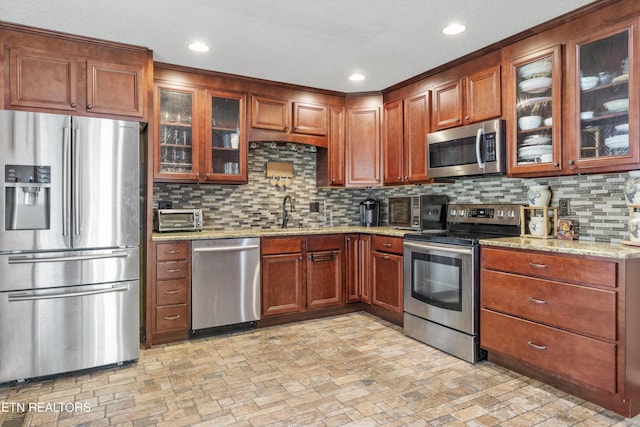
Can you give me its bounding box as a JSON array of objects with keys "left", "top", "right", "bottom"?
[{"left": 1, "top": 401, "right": 91, "bottom": 413}]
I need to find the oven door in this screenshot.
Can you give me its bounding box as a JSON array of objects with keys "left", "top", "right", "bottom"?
[{"left": 403, "top": 240, "right": 477, "bottom": 335}]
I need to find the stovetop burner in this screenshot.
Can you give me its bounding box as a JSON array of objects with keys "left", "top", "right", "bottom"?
[{"left": 406, "top": 203, "right": 523, "bottom": 246}]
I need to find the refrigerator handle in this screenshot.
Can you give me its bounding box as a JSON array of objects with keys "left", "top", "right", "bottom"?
[
  {"left": 73, "top": 128, "right": 80, "bottom": 237},
  {"left": 8, "top": 284, "right": 130, "bottom": 302},
  {"left": 62, "top": 127, "right": 70, "bottom": 237}
]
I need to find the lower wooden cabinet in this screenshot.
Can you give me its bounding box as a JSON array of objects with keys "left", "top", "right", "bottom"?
[
  {"left": 149, "top": 241, "right": 191, "bottom": 345},
  {"left": 371, "top": 235, "right": 403, "bottom": 317},
  {"left": 345, "top": 234, "right": 371, "bottom": 303},
  {"left": 262, "top": 252, "right": 305, "bottom": 315},
  {"left": 480, "top": 245, "right": 640, "bottom": 417}
]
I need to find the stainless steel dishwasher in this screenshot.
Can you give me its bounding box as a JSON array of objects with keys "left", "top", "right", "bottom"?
[{"left": 191, "top": 238, "right": 260, "bottom": 336}]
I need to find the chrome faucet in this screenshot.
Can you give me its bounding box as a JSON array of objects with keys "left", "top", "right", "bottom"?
[{"left": 282, "top": 195, "right": 295, "bottom": 228}]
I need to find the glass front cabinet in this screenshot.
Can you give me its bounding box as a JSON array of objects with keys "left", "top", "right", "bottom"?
[
  {"left": 568, "top": 21, "right": 638, "bottom": 171},
  {"left": 507, "top": 45, "right": 563, "bottom": 176},
  {"left": 154, "top": 84, "right": 247, "bottom": 183}
]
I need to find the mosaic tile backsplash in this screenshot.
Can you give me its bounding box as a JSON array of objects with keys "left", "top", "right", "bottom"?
[{"left": 154, "top": 142, "right": 633, "bottom": 243}]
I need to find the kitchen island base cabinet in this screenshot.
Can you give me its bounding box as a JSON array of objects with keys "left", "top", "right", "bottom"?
[{"left": 480, "top": 245, "right": 640, "bottom": 417}]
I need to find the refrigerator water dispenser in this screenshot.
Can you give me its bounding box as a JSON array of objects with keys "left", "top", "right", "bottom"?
[{"left": 4, "top": 165, "right": 51, "bottom": 230}]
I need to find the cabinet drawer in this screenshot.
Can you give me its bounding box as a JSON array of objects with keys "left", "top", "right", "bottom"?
[
  {"left": 262, "top": 237, "right": 303, "bottom": 255},
  {"left": 155, "top": 305, "right": 189, "bottom": 331},
  {"left": 156, "top": 242, "right": 189, "bottom": 261},
  {"left": 307, "top": 235, "right": 343, "bottom": 251},
  {"left": 372, "top": 235, "right": 403, "bottom": 255},
  {"left": 482, "top": 247, "right": 617, "bottom": 287},
  {"left": 156, "top": 279, "right": 189, "bottom": 306},
  {"left": 156, "top": 260, "right": 189, "bottom": 280},
  {"left": 481, "top": 309, "right": 616, "bottom": 393},
  {"left": 481, "top": 269, "right": 616, "bottom": 340}
]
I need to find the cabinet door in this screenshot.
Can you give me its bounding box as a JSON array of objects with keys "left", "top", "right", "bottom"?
[
  {"left": 86, "top": 60, "right": 145, "bottom": 118},
  {"left": 8, "top": 46, "right": 77, "bottom": 111},
  {"left": 466, "top": 66, "right": 501, "bottom": 124},
  {"left": 328, "top": 105, "right": 345, "bottom": 186},
  {"left": 371, "top": 251, "right": 403, "bottom": 314},
  {"left": 570, "top": 22, "right": 639, "bottom": 172},
  {"left": 205, "top": 90, "right": 247, "bottom": 183},
  {"left": 307, "top": 250, "right": 343, "bottom": 309},
  {"left": 359, "top": 235, "right": 372, "bottom": 304},
  {"left": 404, "top": 92, "right": 430, "bottom": 183},
  {"left": 293, "top": 101, "right": 328, "bottom": 136},
  {"left": 154, "top": 84, "right": 200, "bottom": 181},
  {"left": 507, "top": 45, "right": 563, "bottom": 176},
  {"left": 383, "top": 99, "right": 404, "bottom": 185},
  {"left": 433, "top": 79, "right": 463, "bottom": 130},
  {"left": 262, "top": 253, "right": 305, "bottom": 316},
  {"left": 251, "top": 95, "right": 289, "bottom": 131},
  {"left": 345, "top": 235, "right": 360, "bottom": 302},
  {"left": 346, "top": 106, "right": 381, "bottom": 187}
]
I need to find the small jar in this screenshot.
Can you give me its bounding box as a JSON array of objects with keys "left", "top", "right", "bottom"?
[
  {"left": 527, "top": 185, "right": 551, "bottom": 207},
  {"left": 629, "top": 209, "right": 640, "bottom": 242},
  {"left": 624, "top": 170, "right": 640, "bottom": 205}
]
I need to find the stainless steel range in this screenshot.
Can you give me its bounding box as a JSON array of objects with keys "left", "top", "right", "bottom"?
[{"left": 403, "top": 203, "right": 522, "bottom": 363}]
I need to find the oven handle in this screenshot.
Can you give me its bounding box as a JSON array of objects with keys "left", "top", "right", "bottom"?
[{"left": 403, "top": 241, "right": 473, "bottom": 256}]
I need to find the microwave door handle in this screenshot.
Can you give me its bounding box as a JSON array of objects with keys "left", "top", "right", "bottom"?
[{"left": 475, "top": 128, "right": 485, "bottom": 170}]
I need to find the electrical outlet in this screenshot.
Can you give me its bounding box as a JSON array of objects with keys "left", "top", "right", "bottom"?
[
  {"left": 309, "top": 201, "right": 320, "bottom": 213},
  {"left": 559, "top": 199, "right": 571, "bottom": 216}
]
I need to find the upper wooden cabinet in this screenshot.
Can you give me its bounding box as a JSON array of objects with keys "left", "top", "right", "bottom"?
[
  {"left": 6, "top": 43, "right": 147, "bottom": 120},
  {"left": 432, "top": 65, "right": 501, "bottom": 131},
  {"left": 383, "top": 91, "right": 430, "bottom": 185},
  {"left": 345, "top": 95, "right": 382, "bottom": 187},
  {"left": 250, "top": 95, "right": 328, "bottom": 136}
]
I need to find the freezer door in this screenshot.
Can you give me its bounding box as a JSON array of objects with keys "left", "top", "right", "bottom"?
[
  {"left": 0, "top": 248, "right": 139, "bottom": 292},
  {"left": 0, "top": 111, "right": 71, "bottom": 252},
  {"left": 72, "top": 117, "right": 139, "bottom": 249},
  {"left": 0, "top": 280, "right": 140, "bottom": 383}
]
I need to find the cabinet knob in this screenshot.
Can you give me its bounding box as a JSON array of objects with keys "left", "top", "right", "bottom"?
[
  {"left": 283, "top": 126, "right": 289, "bottom": 131},
  {"left": 87, "top": 104, "right": 93, "bottom": 110},
  {"left": 465, "top": 116, "right": 470, "bottom": 121},
  {"left": 553, "top": 162, "right": 559, "bottom": 167},
  {"left": 195, "top": 173, "right": 200, "bottom": 178},
  {"left": 568, "top": 160, "right": 575, "bottom": 166},
  {"left": 456, "top": 118, "right": 461, "bottom": 122},
  {"left": 404, "top": 176, "right": 408, "bottom": 181},
  {"left": 398, "top": 176, "right": 402, "bottom": 180},
  {"left": 70, "top": 102, "right": 77, "bottom": 108}
]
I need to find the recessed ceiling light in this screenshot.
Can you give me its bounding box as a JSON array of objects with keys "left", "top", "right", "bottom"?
[
  {"left": 442, "top": 23, "right": 466, "bottom": 35},
  {"left": 188, "top": 41, "right": 210, "bottom": 52},
  {"left": 349, "top": 73, "right": 366, "bottom": 81}
]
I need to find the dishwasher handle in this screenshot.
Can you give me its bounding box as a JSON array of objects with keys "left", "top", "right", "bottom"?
[{"left": 193, "top": 244, "right": 260, "bottom": 253}]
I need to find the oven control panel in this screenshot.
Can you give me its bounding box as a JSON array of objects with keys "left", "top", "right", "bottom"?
[{"left": 447, "top": 203, "right": 521, "bottom": 226}]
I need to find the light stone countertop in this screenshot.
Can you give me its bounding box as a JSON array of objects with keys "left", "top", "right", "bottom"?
[
  {"left": 480, "top": 236, "right": 640, "bottom": 259},
  {"left": 152, "top": 226, "right": 410, "bottom": 242}
]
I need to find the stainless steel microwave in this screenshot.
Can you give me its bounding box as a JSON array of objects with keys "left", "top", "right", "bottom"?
[
  {"left": 154, "top": 208, "right": 203, "bottom": 232},
  {"left": 427, "top": 119, "right": 505, "bottom": 178}
]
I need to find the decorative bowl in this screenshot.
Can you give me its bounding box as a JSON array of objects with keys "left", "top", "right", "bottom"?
[
  {"left": 518, "top": 115, "right": 542, "bottom": 130},
  {"left": 543, "top": 117, "right": 552, "bottom": 126},
  {"left": 580, "top": 76, "right": 599, "bottom": 90},
  {"left": 519, "top": 77, "right": 552, "bottom": 94}
]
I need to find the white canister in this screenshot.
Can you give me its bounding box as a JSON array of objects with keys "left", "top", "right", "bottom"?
[
  {"left": 624, "top": 170, "right": 640, "bottom": 205},
  {"left": 527, "top": 185, "right": 551, "bottom": 207},
  {"left": 529, "top": 216, "right": 549, "bottom": 236},
  {"left": 230, "top": 133, "right": 240, "bottom": 149},
  {"left": 629, "top": 210, "right": 640, "bottom": 242}
]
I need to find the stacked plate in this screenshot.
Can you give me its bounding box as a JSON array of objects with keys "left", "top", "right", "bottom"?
[
  {"left": 519, "top": 77, "right": 552, "bottom": 94},
  {"left": 519, "top": 61, "right": 552, "bottom": 79},
  {"left": 604, "top": 134, "right": 629, "bottom": 155},
  {"left": 518, "top": 134, "right": 552, "bottom": 162}
]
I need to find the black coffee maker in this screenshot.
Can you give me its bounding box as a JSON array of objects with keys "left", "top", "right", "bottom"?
[{"left": 359, "top": 198, "right": 380, "bottom": 227}]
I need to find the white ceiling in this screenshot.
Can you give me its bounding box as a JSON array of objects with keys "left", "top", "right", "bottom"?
[{"left": 0, "top": 0, "right": 597, "bottom": 93}]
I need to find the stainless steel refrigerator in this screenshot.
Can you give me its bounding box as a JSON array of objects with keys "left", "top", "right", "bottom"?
[{"left": 0, "top": 110, "right": 140, "bottom": 383}]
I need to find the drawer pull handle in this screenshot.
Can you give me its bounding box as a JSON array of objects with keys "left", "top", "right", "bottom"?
[
  {"left": 528, "top": 263, "right": 548, "bottom": 269},
  {"left": 528, "top": 297, "right": 547, "bottom": 304},
  {"left": 309, "top": 252, "right": 335, "bottom": 262},
  {"left": 164, "top": 290, "right": 180, "bottom": 295},
  {"left": 383, "top": 243, "right": 392, "bottom": 247},
  {"left": 164, "top": 315, "right": 181, "bottom": 321},
  {"left": 382, "top": 255, "right": 390, "bottom": 260},
  {"left": 164, "top": 250, "right": 180, "bottom": 254},
  {"left": 527, "top": 341, "right": 547, "bottom": 351},
  {"left": 164, "top": 268, "right": 181, "bottom": 273}
]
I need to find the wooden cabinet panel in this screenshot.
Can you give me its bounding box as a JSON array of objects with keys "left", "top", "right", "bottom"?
[
  {"left": 307, "top": 250, "right": 343, "bottom": 309},
  {"left": 293, "top": 101, "right": 328, "bottom": 136},
  {"left": 345, "top": 234, "right": 372, "bottom": 304},
  {"left": 156, "top": 279, "right": 189, "bottom": 306},
  {"left": 251, "top": 95, "right": 289, "bottom": 131},
  {"left": 481, "top": 309, "right": 616, "bottom": 393},
  {"left": 433, "top": 79, "right": 463, "bottom": 130},
  {"left": 155, "top": 305, "right": 190, "bottom": 331},
  {"left": 482, "top": 247, "right": 616, "bottom": 287},
  {"left": 156, "top": 260, "right": 189, "bottom": 281},
  {"left": 86, "top": 60, "right": 144, "bottom": 117},
  {"left": 404, "top": 92, "right": 430, "bottom": 182},
  {"left": 9, "top": 46, "right": 77, "bottom": 111},
  {"left": 372, "top": 251, "right": 403, "bottom": 314},
  {"left": 372, "top": 235, "right": 403, "bottom": 255},
  {"left": 482, "top": 269, "right": 616, "bottom": 340},
  {"left": 466, "top": 65, "right": 501, "bottom": 123},
  {"left": 346, "top": 106, "right": 381, "bottom": 187},
  {"left": 156, "top": 242, "right": 189, "bottom": 261},
  {"left": 262, "top": 253, "right": 305, "bottom": 315},
  {"left": 383, "top": 99, "right": 404, "bottom": 185},
  {"left": 262, "top": 237, "right": 304, "bottom": 255},
  {"left": 328, "top": 105, "right": 345, "bottom": 186},
  {"left": 306, "top": 235, "right": 342, "bottom": 251}
]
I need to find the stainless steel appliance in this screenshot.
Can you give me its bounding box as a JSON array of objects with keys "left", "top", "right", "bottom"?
[
  {"left": 389, "top": 195, "right": 447, "bottom": 230},
  {"left": 403, "top": 203, "right": 521, "bottom": 363},
  {"left": 427, "top": 119, "right": 505, "bottom": 178},
  {"left": 191, "top": 238, "right": 260, "bottom": 336},
  {"left": 359, "top": 198, "right": 380, "bottom": 227},
  {"left": 0, "top": 111, "right": 140, "bottom": 383},
  {"left": 154, "top": 208, "right": 203, "bottom": 232}
]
